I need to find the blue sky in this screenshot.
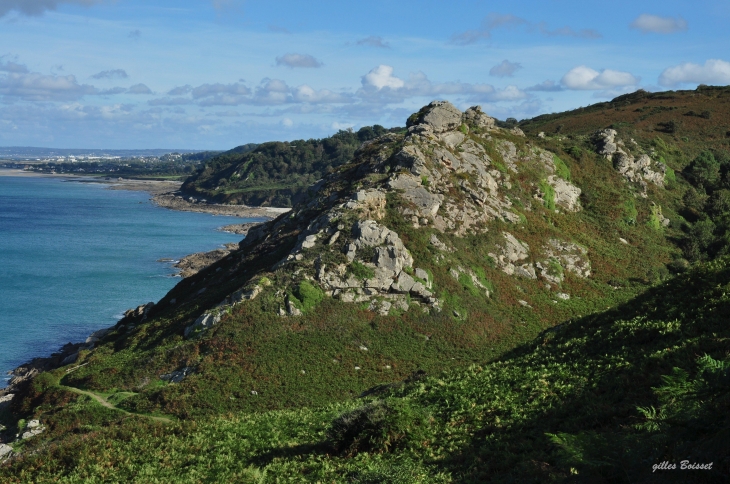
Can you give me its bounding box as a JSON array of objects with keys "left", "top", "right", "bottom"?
[{"left": 0, "top": 0, "right": 728, "bottom": 149}]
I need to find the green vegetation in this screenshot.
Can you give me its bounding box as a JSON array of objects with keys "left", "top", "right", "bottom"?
[
  {"left": 3, "top": 258, "right": 729, "bottom": 482},
  {"left": 539, "top": 178, "right": 556, "bottom": 210},
  {"left": 350, "top": 260, "right": 375, "bottom": 280},
  {"left": 553, "top": 154, "right": 571, "bottom": 180},
  {"left": 290, "top": 280, "right": 325, "bottom": 312},
  {"left": 182, "top": 125, "right": 400, "bottom": 206}
]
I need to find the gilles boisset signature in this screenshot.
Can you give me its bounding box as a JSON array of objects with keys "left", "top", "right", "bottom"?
[{"left": 652, "top": 461, "right": 713, "bottom": 472}]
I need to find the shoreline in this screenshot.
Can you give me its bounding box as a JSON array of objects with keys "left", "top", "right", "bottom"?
[
  {"left": 0, "top": 168, "right": 290, "bottom": 219},
  {"left": 0, "top": 168, "right": 278, "bottom": 396}
]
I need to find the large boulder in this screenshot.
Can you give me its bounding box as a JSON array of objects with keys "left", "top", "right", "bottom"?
[{"left": 462, "top": 105, "right": 496, "bottom": 131}]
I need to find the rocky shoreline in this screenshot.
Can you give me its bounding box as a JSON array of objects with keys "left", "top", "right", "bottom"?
[
  {"left": 151, "top": 192, "right": 289, "bottom": 218},
  {"left": 162, "top": 241, "right": 246, "bottom": 278}
]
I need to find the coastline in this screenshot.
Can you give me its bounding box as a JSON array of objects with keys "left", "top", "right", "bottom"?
[
  {"left": 0, "top": 168, "right": 290, "bottom": 219},
  {"left": 0, "top": 168, "right": 278, "bottom": 398}
]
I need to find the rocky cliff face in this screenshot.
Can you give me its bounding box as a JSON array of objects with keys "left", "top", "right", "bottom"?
[{"left": 183, "top": 101, "right": 590, "bottom": 337}]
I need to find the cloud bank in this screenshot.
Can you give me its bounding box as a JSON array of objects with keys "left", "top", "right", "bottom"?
[
  {"left": 561, "top": 66, "right": 639, "bottom": 90},
  {"left": 659, "top": 59, "right": 730, "bottom": 86}
]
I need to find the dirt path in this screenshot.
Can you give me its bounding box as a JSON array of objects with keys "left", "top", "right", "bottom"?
[{"left": 62, "top": 386, "right": 174, "bottom": 424}]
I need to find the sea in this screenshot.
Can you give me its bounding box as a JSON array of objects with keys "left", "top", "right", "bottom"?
[{"left": 0, "top": 172, "right": 264, "bottom": 387}]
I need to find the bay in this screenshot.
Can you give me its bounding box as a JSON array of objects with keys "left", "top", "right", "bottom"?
[{"left": 0, "top": 173, "right": 263, "bottom": 387}]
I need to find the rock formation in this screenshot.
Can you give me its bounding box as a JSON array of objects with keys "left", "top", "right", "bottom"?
[{"left": 595, "top": 129, "right": 666, "bottom": 196}]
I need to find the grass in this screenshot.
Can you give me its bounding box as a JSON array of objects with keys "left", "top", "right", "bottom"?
[{"left": 3, "top": 258, "right": 729, "bottom": 482}]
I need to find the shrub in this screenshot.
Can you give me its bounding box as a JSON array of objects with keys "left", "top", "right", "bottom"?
[
  {"left": 351, "top": 261, "right": 375, "bottom": 280},
  {"left": 687, "top": 151, "right": 720, "bottom": 188},
  {"left": 623, "top": 199, "right": 638, "bottom": 226},
  {"left": 328, "top": 399, "right": 431, "bottom": 456},
  {"left": 538, "top": 179, "right": 556, "bottom": 210},
  {"left": 291, "top": 280, "right": 324, "bottom": 312},
  {"left": 565, "top": 146, "right": 582, "bottom": 159},
  {"left": 552, "top": 154, "right": 571, "bottom": 180}
]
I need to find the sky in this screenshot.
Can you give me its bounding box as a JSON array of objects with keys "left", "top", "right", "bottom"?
[{"left": 0, "top": 0, "right": 729, "bottom": 150}]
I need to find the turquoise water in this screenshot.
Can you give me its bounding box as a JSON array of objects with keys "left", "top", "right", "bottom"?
[{"left": 0, "top": 173, "right": 264, "bottom": 387}]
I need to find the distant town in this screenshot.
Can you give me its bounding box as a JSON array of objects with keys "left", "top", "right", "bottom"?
[{"left": 0, "top": 147, "right": 221, "bottom": 179}]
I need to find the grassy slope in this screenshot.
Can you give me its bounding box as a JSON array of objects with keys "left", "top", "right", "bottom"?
[{"left": 2, "top": 257, "right": 728, "bottom": 483}]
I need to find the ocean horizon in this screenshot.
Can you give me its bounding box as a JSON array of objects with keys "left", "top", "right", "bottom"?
[{"left": 0, "top": 173, "right": 262, "bottom": 387}]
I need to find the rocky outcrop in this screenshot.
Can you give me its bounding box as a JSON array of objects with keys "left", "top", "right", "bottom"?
[
  {"left": 184, "top": 311, "right": 222, "bottom": 338},
  {"left": 160, "top": 366, "right": 194, "bottom": 383},
  {"left": 21, "top": 420, "right": 45, "bottom": 440},
  {"left": 462, "top": 105, "right": 496, "bottom": 131},
  {"left": 171, "top": 246, "right": 236, "bottom": 278},
  {"left": 548, "top": 176, "right": 582, "bottom": 212},
  {"left": 344, "top": 189, "right": 387, "bottom": 220},
  {"left": 489, "top": 232, "right": 536, "bottom": 279},
  {"left": 0, "top": 443, "right": 13, "bottom": 460},
  {"left": 407, "top": 100, "right": 463, "bottom": 133},
  {"left": 122, "top": 302, "right": 155, "bottom": 323},
  {"left": 219, "top": 222, "right": 264, "bottom": 235},
  {"left": 595, "top": 129, "right": 666, "bottom": 195},
  {"left": 536, "top": 239, "right": 591, "bottom": 285}
]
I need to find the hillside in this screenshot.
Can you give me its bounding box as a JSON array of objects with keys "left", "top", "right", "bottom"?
[
  {"left": 181, "top": 126, "right": 398, "bottom": 207},
  {"left": 1, "top": 91, "right": 728, "bottom": 481},
  {"left": 2, "top": 257, "right": 728, "bottom": 482}
]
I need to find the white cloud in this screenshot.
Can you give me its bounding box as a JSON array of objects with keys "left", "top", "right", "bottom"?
[
  {"left": 483, "top": 85, "right": 527, "bottom": 101},
  {"left": 168, "top": 85, "right": 192, "bottom": 96},
  {"left": 525, "top": 80, "right": 563, "bottom": 92},
  {"left": 192, "top": 82, "right": 251, "bottom": 105},
  {"left": 291, "top": 85, "right": 351, "bottom": 104},
  {"left": 489, "top": 60, "right": 522, "bottom": 78},
  {"left": 630, "top": 14, "right": 687, "bottom": 34},
  {"left": 92, "top": 69, "right": 128, "bottom": 80},
  {"left": 356, "top": 36, "right": 390, "bottom": 48},
  {"left": 275, "top": 53, "right": 323, "bottom": 69},
  {"left": 358, "top": 65, "right": 525, "bottom": 104},
  {"left": 561, "top": 66, "right": 639, "bottom": 90},
  {"left": 0, "top": 59, "right": 29, "bottom": 73},
  {"left": 180, "top": 78, "right": 352, "bottom": 106},
  {"left": 0, "top": 0, "right": 101, "bottom": 17},
  {"left": 281, "top": 117, "right": 293, "bottom": 127},
  {"left": 658, "top": 59, "right": 730, "bottom": 87},
  {"left": 361, "top": 65, "right": 405, "bottom": 90},
  {"left": 0, "top": 71, "right": 97, "bottom": 101},
  {"left": 128, "top": 83, "right": 152, "bottom": 95}
]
